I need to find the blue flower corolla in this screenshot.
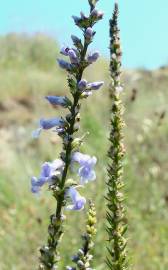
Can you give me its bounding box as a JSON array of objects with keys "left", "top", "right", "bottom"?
[
  {"left": 60, "top": 46, "right": 71, "bottom": 56},
  {"left": 57, "top": 59, "right": 72, "bottom": 71},
  {"left": 87, "top": 81, "right": 104, "bottom": 90},
  {"left": 78, "top": 79, "right": 104, "bottom": 93},
  {"left": 66, "top": 187, "right": 86, "bottom": 211},
  {"left": 85, "top": 27, "right": 95, "bottom": 40},
  {"left": 31, "top": 159, "right": 64, "bottom": 193},
  {"left": 78, "top": 79, "right": 87, "bottom": 91},
  {"left": 87, "top": 51, "right": 100, "bottom": 64},
  {"left": 32, "top": 117, "right": 65, "bottom": 138},
  {"left": 68, "top": 49, "right": 79, "bottom": 64},
  {"left": 45, "top": 96, "right": 69, "bottom": 107},
  {"left": 90, "top": 8, "right": 104, "bottom": 20},
  {"left": 72, "top": 15, "right": 81, "bottom": 24},
  {"left": 71, "top": 35, "right": 81, "bottom": 46},
  {"left": 71, "top": 152, "right": 97, "bottom": 184}
]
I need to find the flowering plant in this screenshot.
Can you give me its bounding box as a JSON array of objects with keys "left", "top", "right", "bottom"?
[
  {"left": 106, "top": 3, "right": 128, "bottom": 270},
  {"left": 31, "top": 0, "right": 104, "bottom": 269}
]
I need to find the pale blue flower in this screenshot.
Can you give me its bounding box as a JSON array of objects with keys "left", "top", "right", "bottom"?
[
  {"left": 71, "top": 152, "right": 97, "bottom": 184},
  {"left": 87, "top": 51, "right": 100, "bottom": 63},
  {"left": 57, "top": 59, "right": 72, "bottom": 71},
  {"left": 78, "top": 79, "right": 103, "bottom": 91},
  {"left": 85, "top": 27, "right": 94, "bottom": 40},
  {"left": 31, "top": 159, "right": 64, "bottom": 193},
  {"left": 32, "top": 117, "right": 65, "bottom": 138},
  {"left": 78, "top": 79, "right": 87, "bottom": 91},
  {"left": 72, "top": 15, "right": 81, "bottom": 24},
  {"left": 71, "top": 35, "right": 82, "bottom": 47},
  {"left": 87, "top": 81, "right": 104, "bottom": 90},
  {"left": 45, "top": 96, "right": 70, "bottom": 107},
  {"left": 66, "top": 187, "right": 86, "bottom": 211},
  {"left": 68, "top": 49, "right": 79, "bottom": 64},
  {"left": 60, "top": 46, "right": 71, "bottom": 56}
]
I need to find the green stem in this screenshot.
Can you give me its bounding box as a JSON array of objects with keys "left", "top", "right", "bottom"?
[
  {"left": 106, "top": 3, "right": 128, "bottom": 270},
  {"left": 39, "top": 40, "right": 89, "bottom": 270}
]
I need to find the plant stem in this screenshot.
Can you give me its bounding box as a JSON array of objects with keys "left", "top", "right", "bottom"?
[
  {"left": 39, "top": 40, "right": 89, "bottom": 270},
  {"left": 106, "top": 3, "right": 128, "bottom": 270},
  {"left": 68, "top": 201, "right": 97, "bottom": 270}
]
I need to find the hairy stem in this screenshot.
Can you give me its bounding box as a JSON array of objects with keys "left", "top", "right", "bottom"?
[
  {"left": 106, "top": 3, "right": 128, "bottom": 270},
  {"left": 68, "top": 201, "right": 97, "bottom": 270},
  {"left": 39, "top": 40, "right": 89, "bottom": 270}
]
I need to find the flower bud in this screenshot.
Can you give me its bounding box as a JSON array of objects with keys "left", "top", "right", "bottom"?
[
  {"left": 68, "top": 49, "right": 79, "bottom": 64},
  {"left": 116, "top": 85, "right": 123, "bottom": 93},
  {"left": 71, "top": 35, "right": 83, "bottom": 50},
  {"left": 78, "top": 249, "right": 84, "bottom": 257},
  {"left": 57, "top": 59, "right": 72, "bottom": 71},
  {"left": 72, "top": 15, "right": 81, "bottom": 24},
  {"left": 87, "top": 81, "right": 104, "bottom": 90},
  {"left": 90, "top": 8, "right": 104, "bottom": 20},
  {"left": 60, "top": 46, "right": 70, "bottom": 56},
  {"left": 85, "top": 27, "right": 95, "bottom": 41},
  {"left": 78, "top": 79, "right": 87, "bottom": 91},
  {"left": 77, "top": 260, "right": 85, "bottom": 268},
  {"left": 45, "top": 96, "right": 71, "bottom": 108},
  {"left": 72, "top": 138, "right": 83, "bottom": 149},
  {"left": 80, "top": 91, "right": 92, "bottom": 99},
  {"left": 87, "top": 51, "right": 100, "bottom": 64}
]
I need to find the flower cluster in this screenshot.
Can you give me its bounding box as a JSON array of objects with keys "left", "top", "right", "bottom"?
[
  {"left": 31, "top": 159, "right": 64, "bottom": 193},
  {"left": 31, "top": 0, "right": 104, "bottom": 269},
  {"left": 31, "top": 151, "right": 97, "bottom": 210}
]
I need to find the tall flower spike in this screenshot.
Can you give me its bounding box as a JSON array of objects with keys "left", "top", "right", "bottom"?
[
  {"left": 34, "top": 1, "right": 104, "bottom": 269},
  {"left": 106, "top": 3, "right": 128, "bottom": 270}
]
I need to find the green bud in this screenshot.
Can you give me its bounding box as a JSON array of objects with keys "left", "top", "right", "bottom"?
[
  {"left": 88, "top": 216, "right": 97, "bottom": 225},
  {"left": 77, "top": 260, "right": 85, "bottom": 269},
  {"left": 72, "top": 137, "right": 83, "bottom": 148},
  {"left": 65, "top": 179, "right": 77, "bottom": 188},
  {"left": 78, "top": 248, "right": 84, "bottom": 257}
]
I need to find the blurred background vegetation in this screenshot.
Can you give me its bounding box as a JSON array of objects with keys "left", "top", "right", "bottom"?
[{"left": 0, "top": 33, "right": 168, "bottom": 270}]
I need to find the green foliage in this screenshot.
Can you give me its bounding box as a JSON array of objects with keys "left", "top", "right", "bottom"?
[{"left": 0, "top": 33, "right": 59, "bottom": 70}]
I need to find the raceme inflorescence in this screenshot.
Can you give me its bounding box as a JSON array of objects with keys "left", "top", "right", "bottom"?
[
  {"left": 106, "top": 3, "right": 129, "bottom": 270},
  {"left": 31, "top": 0, "right": 104, "bottom": 269}
]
